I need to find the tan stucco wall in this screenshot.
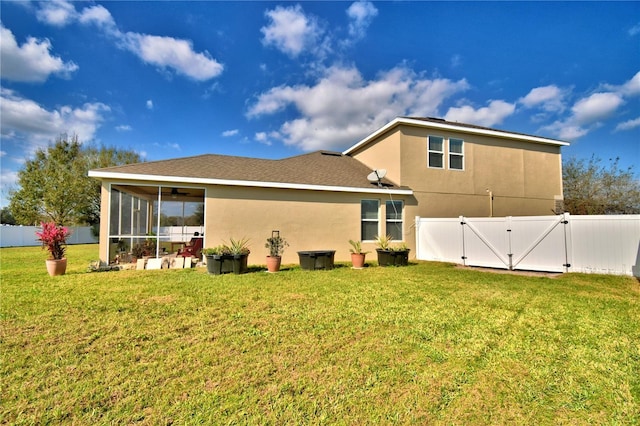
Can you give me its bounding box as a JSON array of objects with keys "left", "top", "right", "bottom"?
[
  {"left": 204, "top": 185, "right": 416, "bottom": 265},
  {"left": 352, "top": 124, "right": 563, "bottom": 218},
  {"left": 96, "top": 179, "right": 416, "bottom": 265}
]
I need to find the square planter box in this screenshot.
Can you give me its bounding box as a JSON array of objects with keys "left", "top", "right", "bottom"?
[
  {"left": 298, "top": 250, "right": 336, "bottom": 270},
  {"left": 376, "top": 249, "right": 410, "bottom": 266}
]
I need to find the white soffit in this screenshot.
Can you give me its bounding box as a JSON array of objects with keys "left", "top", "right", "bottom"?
[
  {"left": 88, "top": 170, "right": 413, "bottom": 195},
  {"left": 343, "top": 117, "right": 570, "bottom": 155}
]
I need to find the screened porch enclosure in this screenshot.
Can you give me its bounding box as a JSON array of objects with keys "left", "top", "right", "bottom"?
[{"left": 108, "top": 184, "right": 205, "bottom": 263}]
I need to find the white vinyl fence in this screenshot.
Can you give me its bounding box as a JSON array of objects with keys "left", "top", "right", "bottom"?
[
  {"left": 415, "top": 214, "right": 640, "bottom": 277},
  {"left": 0, "top": 225, "right": 98, "bottom": 248}
]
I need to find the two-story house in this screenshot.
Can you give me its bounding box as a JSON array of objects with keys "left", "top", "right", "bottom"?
[{"left": 89, "top": 117, "right": 568, "bottom": 265}]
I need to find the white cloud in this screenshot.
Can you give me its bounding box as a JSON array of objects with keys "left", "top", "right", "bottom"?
[
  {"left": 0, "top": 24, "right": 78, "bottom": 82},
  {"left": 615, "top": 71, "right": 640, "bottom": 96},
  {"left": 146, "top": 100, "right": 154, "bottom": 110},
  {"left": 629, "top": 22, "right": 640, "bottom": 36},
  {"left": 520, "top": 85, "right": 566, "bottom": 112},
  {"left": 122, "top": 33, "right": 223, "bottom": 81},
  {"left": 78, "top": 5, "right": 116, "bottom": 30},
  {"left": 538, "top": 72, "right": 639, "bottom": 140},
  {"left": 571, "top": 92, "right": 624, "bottom": 125},
  {"left": 36, "top": 0, "right": 77, "bottom": 26},
  {"left": 346, "top": 1, "right": 378, "bottom": 40},
  {"left": 248, "top": 65, "right": 469, "bottom": 151},
  {"left": 615, "top": 117, "right": 640, "bottom": 132},
  {"left": 444, "top": 100, "right": 516, "bottom": 127},
  {"left": 0, "top": 88, "right": 109, "bottom": 151},
  {"left": 255, "top": 132, "right": 272, "bottom": 146},
  {"left": 115, "top": 125, "right": 132, "bottom": 132},
  {"left": 34, "top": 1, "right": 223, "bottom": 81},
  {"left": 222, "top": 129, "right": 239, "bottom": 137},
  {"left": 261, "top": 5, "right": 323, "bottom": 57}
]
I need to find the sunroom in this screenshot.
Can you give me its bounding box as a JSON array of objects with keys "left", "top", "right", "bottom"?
[{"left": 107, "top": 183, "right": 205, "bottom": 264}]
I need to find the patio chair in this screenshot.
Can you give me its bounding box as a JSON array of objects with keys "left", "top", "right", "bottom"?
[{"left": 177, "top": 234, "right": 203, "bottom": 259}]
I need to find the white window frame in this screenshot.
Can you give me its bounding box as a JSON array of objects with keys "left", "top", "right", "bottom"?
[
  {"left": 449, "top": 138, "right": 464, "bottom": 171},
  {"left": 385, "top": 200, "right": 404, "bottom": 241},
  {"left": 361, "top": 199, "right": 380, "bottom": 241},
  {"left": 427, "top": 135, "right": 444, "bottom": 169}
]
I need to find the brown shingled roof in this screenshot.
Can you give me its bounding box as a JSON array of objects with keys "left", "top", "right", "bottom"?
[{"left": 91, "top": 150, "right": 399, "bottom": 190}]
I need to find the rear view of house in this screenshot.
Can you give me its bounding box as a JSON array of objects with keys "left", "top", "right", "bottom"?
[{"left": 89, "top": 117, "right": 568, "bottom": 265}]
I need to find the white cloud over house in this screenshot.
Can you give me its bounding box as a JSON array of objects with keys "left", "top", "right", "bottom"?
[
  {"left": 444, "top": 100, "right": 516, "bottom": 127},
  {"left": 0, "top": 24, "right": 78, "bottom": 82},
  {"left": 615, "top": 117, "right": 640, "bottom": 132},
  {"left": 248, "top": 65, "right": 469, "bottom": 151}
]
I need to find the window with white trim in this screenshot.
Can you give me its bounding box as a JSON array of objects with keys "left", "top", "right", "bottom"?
[
  {"left": 449, "top": 138, "right": 464, "bottom": 170},
  {"left": 385, "top": 200, "right": 403, "bottom": 240},
  {"left": 428, "top": 136, "right": 444, "bottom": 168},
  {"left": 361, "top": 199, "right": 379, "bottom": 241}
]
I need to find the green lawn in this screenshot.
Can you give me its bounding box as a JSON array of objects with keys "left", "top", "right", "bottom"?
[{"left": 1, "top": 244, "right": 638, "bottom": 425}]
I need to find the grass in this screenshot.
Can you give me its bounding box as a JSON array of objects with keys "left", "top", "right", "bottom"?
[{"left": 1, "top": 244, "right": 639, "bottom": 425}]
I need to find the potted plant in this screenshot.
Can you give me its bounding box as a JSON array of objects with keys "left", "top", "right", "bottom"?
[
  {"left": 265, "top": 232, "right": 288, "bottom": 273},
  {"left": 36, "top": 222, "right": 71, "bottom": 276},
  {"left": 226, "top": 237, "right": 250, "bottom": 274},
  {"left": 375, "top": 235, "right": 410, "bottom": 266},
  {"left": 348, "top": 239, "right": 369, "bottom": 269},
  {"left": 203, "top": 245, "right": 230, "bottom": 275}
]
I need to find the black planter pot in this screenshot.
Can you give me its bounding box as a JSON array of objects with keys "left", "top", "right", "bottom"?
[
  {"left": 232, "top": 254, "right": 249, "bottom": 274},
  {"left": 298, "top": 250, "right": 336, "bottom": 270},
  {"left": 206, "top": 254, "right": 249, "bottom": 275},
  {"left": 376, "top": 249, "right": 410, "bottom": 266}
]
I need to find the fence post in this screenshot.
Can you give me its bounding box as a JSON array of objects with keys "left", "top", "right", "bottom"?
[{"left": 459, "top": 215, "right": 467, "bottom": 266}]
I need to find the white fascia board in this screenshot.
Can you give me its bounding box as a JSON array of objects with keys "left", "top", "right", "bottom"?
[
  {"left": 343, "top": 117, "right": 569, "bottom": 155},
  {"left": 88, "top": 170, "right": 414, "bottom": 195}
]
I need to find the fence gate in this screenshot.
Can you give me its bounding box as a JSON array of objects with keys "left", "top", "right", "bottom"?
[{"left": 416, "top": 214, "right": 571, "bottom": 273}]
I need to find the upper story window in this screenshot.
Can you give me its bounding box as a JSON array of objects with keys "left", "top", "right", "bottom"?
[
  {"left": 449, "top": 138, "right": 464, "bottom": 170},
  {"left": 361, "top": 199, "right": 379, "bottom": 241},
  {"left": 428, "top": 136, "right": 444, "bottom": 168}
]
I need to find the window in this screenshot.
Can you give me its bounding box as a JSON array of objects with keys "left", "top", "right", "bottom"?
[
  {"left": 428, "top": 136, "right": 444, "bottom": 168},
  {"left": 361, "top": 200, "right": 379, "bottom": 241},
  {"left": 385, "top": 200, "right": 403, "bottom": 240},
  {"left": 449, "top": 138, "right": 464, "bottom": 170}
]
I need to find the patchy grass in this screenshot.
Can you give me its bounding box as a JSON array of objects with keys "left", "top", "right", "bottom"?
[{"left": 1, "top": 244, "right": 638, "bottom": 424}]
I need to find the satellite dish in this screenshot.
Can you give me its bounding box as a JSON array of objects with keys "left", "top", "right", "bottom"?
[{"left": 367, "top": 169, "right": 387, "bottom": 185}]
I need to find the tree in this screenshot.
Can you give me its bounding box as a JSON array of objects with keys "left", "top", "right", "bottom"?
[
  {"left": 0, "top": 207, "right": 16, "bottom": 225},
  {"left": 563, "top": 156, "right": 640, "bottom": 215},
  {"left": 8, "top": 135, "right": 142, "bottom": 226},
  {"left": 81, "top": 145, "right": 142, "bottom": 227}
]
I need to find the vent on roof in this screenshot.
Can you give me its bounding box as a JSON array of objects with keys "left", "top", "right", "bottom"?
[
  {"left": 426, "top": 117, "right": 447, "bottom": 122},
  {"left": 320, "top": 151, "right": 343, "bottom": 157}
]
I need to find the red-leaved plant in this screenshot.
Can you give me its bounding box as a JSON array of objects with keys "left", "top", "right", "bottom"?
[{"left": 36, "top": 222, "right": 71, "bottom": 260}]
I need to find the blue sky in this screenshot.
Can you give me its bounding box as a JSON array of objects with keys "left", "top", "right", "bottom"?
[{"left": 1, "top": 1, "right": 639, "bottom": 207}]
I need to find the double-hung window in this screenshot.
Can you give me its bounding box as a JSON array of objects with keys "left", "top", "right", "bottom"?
[
  {"left": 428, "top": 136, "right": 444, "bottom": 168},
  {"left": 449, "top": 138, "right": 464, "bottom": 170},
  {"left": 385, "top": 200, "right": 403, "bottom": 240},
  {"left": 361, "top": 200, "right": 379, "bottom": 241}
]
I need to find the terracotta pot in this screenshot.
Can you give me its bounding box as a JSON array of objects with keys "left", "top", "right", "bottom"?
[
  {"left": 46, "top": 258, "right": 67, "bottom": 276},
  {"left": 351, "top": 253, "right": 366, "bottom": 269},
  {"left": 266, "top": 256, "right": 281, "bottom": 273}
]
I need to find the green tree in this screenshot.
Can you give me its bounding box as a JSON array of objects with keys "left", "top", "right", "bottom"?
[
  {"left": 81, "top": 145, "right": 142, "bottom": 227},
  {"left": 0, "top": 207, "right": 16, "bottom": 225},
  {"left": 8, "top": 135, "right": 142, "bottom": 226},
  {"left": 563, "top": 156, "right": 640, "bottom": 215}
]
